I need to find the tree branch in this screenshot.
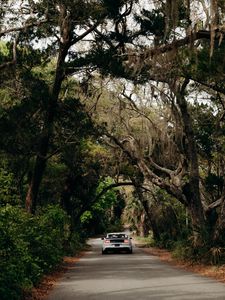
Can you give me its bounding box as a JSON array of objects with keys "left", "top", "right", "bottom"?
[
  {"left": 95, "top": 181, "right": 134, "bottom": 202},
  {"left": 117, "top": 29, "right": 223, "bottom": 61},
  {"left": 0, "top": 18, "right": 48, "bottom": 37},
  {"left": 72, "top": 22, "right": 101, "bottom": 45}
]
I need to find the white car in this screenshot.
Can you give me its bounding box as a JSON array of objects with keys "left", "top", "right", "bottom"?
[{"left": 101, "top": 232, "right": 133, "bottom": 254}]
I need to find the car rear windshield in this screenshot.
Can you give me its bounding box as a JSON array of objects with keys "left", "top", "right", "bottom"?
[{"left": 107, "top": 234, "right": 128, "bottom": 238}]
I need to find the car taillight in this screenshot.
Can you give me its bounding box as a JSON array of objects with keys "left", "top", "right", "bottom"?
[
  {"left": 104, "top": 240, "right": 110, "bottom": 243},
  {"left": 124, "top": 239, "right": 129, "bottom": 243}
]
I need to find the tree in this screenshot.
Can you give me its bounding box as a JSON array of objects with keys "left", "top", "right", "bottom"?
[
  {"left": 1, "top": 0, "right": 225, "bottom": 249},
  {"left": 78, "top": 68, "right": 223, "bottom": 247},
  {"left": 76, "top": 0, "right": 225, "bottom": 247},
  {"left": 0, "top": 0, "right": 137, "bottom": 213}
]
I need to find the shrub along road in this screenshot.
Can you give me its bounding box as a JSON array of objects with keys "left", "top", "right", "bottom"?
[{"left": 47, "top": 238, "right": 225, "bottom": 300}]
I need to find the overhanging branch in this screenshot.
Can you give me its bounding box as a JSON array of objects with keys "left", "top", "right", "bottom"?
[
  {"left": 95, "top": 182, "right": 134, "bottom": 202},
  {"left": 0, "top": 18, "right": 48, "bottom": 37}
]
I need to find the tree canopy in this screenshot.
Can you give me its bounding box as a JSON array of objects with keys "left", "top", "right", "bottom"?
[{"left": 1, "top": 1, "right": 225, "bottom": 298}]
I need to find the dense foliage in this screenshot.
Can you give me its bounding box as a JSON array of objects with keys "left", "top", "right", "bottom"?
[
  {"left": 1, "top": 0, "right": 225, "bottom": 298},
  {"left": 0, "top": 205, "right": 75, "bottom": 300}
]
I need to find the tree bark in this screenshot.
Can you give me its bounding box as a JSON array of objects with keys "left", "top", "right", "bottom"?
[
  {"left": 133, "top": 181, "right": 160, "bottom": 240},
  {"left": 142, "top": 199, "right": 160, "bottom": 240},
  {"left": 25, "top": 4, "right": 72, "bottom": 213},
  {"left": 175, "top": 79, "right": 207, "bottom": 244},
  {"left": 212, "top": 193, "right": 225, "bottom": 244}
]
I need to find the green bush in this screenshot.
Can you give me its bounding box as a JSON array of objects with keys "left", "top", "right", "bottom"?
[
  {"left": 0, "top": 168, "right": 20, "bottom": 206},
  {"left": 0, "top": 205, "right": 36, "bottom": 300},
  {"left": 172, "top": 240, "right": 194, "bottom": 260},
  {"left": 66, "top": 232, "right": 85, "bottom": 255},
  {"left": 26, "top": 205, "right": 70, "bottom": 273},
  {"left": 168, "top": 235, "right": 225, "bottom": 265},
  {"left": 0, "top": 205, "right": 71, "bottom": 300},
  {"left": 106, "top": 219, "right": 124, "bottom": 233}
]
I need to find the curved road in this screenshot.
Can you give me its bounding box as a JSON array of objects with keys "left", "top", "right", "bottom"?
[{"left": 47, "top": 238, "right": 225, "bottom": 300}]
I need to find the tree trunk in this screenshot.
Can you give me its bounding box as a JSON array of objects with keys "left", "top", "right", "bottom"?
[
  {"left": 176, "top": 79, "right": 207, "bottom": 244},
  {"left": 142, "top": 199, "right": 160, "bottom": 240},
  {"left": 60, "top": 175, "right": 75, "bottom": 216},
  {"left": 213, "top": 195, "right": 225, "bottom": 244},
  {"left": 137, "top": 212, "right": 148, "bottom": 237},
  {"left": 25, "top": 41, "right": 70, "bottom": 213},
  {"left": 25, "top": 151, "right": 48, "bottom": 213},
  {"left": 134, "top": 182, "right": 160, "bottom": 240}
]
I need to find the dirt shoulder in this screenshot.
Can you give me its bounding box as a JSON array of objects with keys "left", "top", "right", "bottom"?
[{"left": 135, "top": 240, "right": 225, "bottom": 284}]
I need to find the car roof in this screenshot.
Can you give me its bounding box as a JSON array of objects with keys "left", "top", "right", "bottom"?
[
  {"left": 107, "top": 232, "right": 128, "bottom": 234},
  {"left": 106, "top": 232, "right": 129, "bottom": 237}
]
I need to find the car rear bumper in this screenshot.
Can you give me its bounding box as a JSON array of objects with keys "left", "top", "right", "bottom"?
[
  {"left": 102, "top": 244, "right": 132, "bottom": 252},
  {"left": 103, "top": 246, "right": 132, "bottom": 250}
]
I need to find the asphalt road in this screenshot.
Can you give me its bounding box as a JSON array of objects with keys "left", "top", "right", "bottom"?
[{"left": 47, "top": 238, "right": 225, "bottom": 300}]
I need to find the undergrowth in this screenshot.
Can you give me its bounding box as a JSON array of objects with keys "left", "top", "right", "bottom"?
[{"left": 0, "top": 204, "right": 83, "bottom": 300}]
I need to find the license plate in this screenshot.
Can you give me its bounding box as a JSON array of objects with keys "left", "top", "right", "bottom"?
[{"left": 114, "top": 244, "right": 120, "bottom": 247}]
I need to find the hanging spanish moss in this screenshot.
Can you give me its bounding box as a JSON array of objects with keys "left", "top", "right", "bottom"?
[
  {"left": 165, "top": 0, "right": 179, "bottom": 36},
  {"left": 163, "top": 0, "right": 191, "bottom": 40},
  {"left": 210, "top": 0, "right": 219, "bottom": 57},
  {"left": 165, "top": 0, "right": 191, "bottom": 37}
]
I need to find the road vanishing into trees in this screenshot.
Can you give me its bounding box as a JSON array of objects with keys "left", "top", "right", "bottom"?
[{"left": 47, "top": 239, "right": 225, "bottom": 300}]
